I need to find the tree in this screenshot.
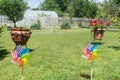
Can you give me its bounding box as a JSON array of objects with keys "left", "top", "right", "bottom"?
[
  {"left": 72, "top": 0, "right": 98, "bottom": 18},
  {"left": 41, "top": 0, "right": 70, "bottom": 16},
  {"left": 0, "top": 0, "right": 28, "bottom": 27},
  {"left": 96, "top": 0, "right": 120, "bottom": 19},
  {"left": 41, "top": 0, "right": 98, "bottom": 18},
  {"left": 113, "top": 0, "right": 120, "bottom": 17},
  {"left": 114, "top": 0, "right": 120, "bottom": 4},
  {"left": 88, "top": 1, "right": 98, "bottom": 18}
]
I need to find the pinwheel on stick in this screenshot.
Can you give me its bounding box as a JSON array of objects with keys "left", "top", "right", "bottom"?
[
  {"left": 82, "top": 42, "right": 100, "bottom": 80},
  {"left": 10, "top": 45, "right": 31, "bottom": 80}
]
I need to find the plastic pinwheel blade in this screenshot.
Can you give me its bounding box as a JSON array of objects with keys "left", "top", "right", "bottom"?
[
  {"left": 20, "top": 54, "right": 31, "bottom": 67},
  {"left": 82, "top": 48, "right": 88, "bottom": 53},
  {"left": 93, "top": 49, "right": 101, "bottom": 54},
  {"left": 19, "top": 59, "right": 24, "bottom": 68},
  {"left": 82, "top": 48, "right": 91, "bottom": 58},
  {"left": 91, "top": 44, "right": 99, "bottom": 51},
  {"left": 11, "top": 58, "right": 20, "bottom": 64},
  {"left": 10, "top": 50, "right": 18, "bottom": 59},
  {"left": 87, "top": 43, "right": 99, "bottom": 52},
  {"left": 89, "top": 52, "right": 99, "bottom": 62},
  {"left": 89, "top": 54, "right": 94, "bottom": 62},
  {"left": 15, "top": 45, "right": 23, "bottom": 57},
  {"left": 21, "top": 54, "right": 31, "bottom": 60},
  {"left": 93, "top": 53, "right": 98, "bottom": 60},
  {"left": 19, "top": 48, "right": 30, "bottom": 57},
  {"left": 87, "top": 43, "right": 94, "bottom": 51}
]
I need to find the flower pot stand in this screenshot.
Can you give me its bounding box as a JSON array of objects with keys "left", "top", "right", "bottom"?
[{"left": 11, "top": 27, "right": 31, "bottom": 48}]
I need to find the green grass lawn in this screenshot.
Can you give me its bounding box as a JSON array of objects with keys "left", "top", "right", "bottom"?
[{"left": 0, "top": 28, "right": 120, "bottom": 80}]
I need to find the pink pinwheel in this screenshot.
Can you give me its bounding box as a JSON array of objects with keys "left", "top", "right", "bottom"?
[
  {"left": 10, "top": 50, "right": 20, "bottom": 64},
  {"left": 82, "top": 48, "right": 91, "bottom": 58}
]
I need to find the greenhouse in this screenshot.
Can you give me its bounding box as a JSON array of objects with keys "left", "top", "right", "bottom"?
[{"left": 17, "top": 9, "right": 58, "bottom": 28}]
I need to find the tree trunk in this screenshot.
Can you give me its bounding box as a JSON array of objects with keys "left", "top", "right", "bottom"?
[{"left": 13, "top": 20, "right": 16, "bottom": 28}]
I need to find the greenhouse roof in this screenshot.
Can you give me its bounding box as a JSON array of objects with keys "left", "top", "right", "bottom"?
[{"left": 24, "top": 9, "right": 58, "bottom": 18}]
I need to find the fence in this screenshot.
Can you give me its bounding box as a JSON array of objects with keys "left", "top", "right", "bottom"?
[
  {"left": 0, "top": 16, "right": 91, "bottom": 28},
  {"left": 1, "top": 16, "right": 118, "bottom": 30},
  {"left": 58, "top": 17, "right": 91, "bottom": 28}
]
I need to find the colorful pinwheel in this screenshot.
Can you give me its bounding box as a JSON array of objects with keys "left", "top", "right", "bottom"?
[
  {"left": 82, "top": 43, "right": 100, "bottom": 62},
  {"left": 10, "top": 45, "right": 31, "bottom": 67},
  {"left": 82, "top": 42, "right": 101, "bottom": 80},
  {"left": 10, "top": 45, "right": 31, "bottom": 80}
]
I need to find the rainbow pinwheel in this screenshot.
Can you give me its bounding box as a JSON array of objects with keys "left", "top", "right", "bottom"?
[
  {"left": 82, "top": 43, "right": 100, "bottom": 62},
  {"left": 10, "top": 45, "right": 31, "bottom": 67}
]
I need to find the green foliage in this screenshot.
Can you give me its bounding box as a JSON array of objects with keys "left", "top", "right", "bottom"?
[
  {"left": 72, "top": 0, "right": 98, "bottom": 18},
  {"left": 96, "top": 0, "right": 120, "bottom": 18},
  {"left": 60, "top": 22, "right": 71, "bottom": 29},
  {"left": 111, "top": 17, "right": 120, "bottom": 29},
  {"left": 66, "top": 2, "right": 75, "bottom": 17},
  {"left": 0, "top": 24, "right": 7, "bottom": 37},
  {"left": 113, "top": 0, "right": 120, "bottom": 4},
  {"left": 88, "top": 1, "right": 98, "bottom": 18},
  {"left": 0, "top": 0, "right": 28, "bottom": 27},
  {"left": 30, "top": 19, "right": 42, "bottom": 30},
  {"left": 41, "top": 0, "right": 98, "bottom": 18},
  {"left": 41, "top": 0, "right": 59, "bottom": 11}
]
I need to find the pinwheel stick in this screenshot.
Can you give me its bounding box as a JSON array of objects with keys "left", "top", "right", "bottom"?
[
  {"left": 21, "top": 66, "right": 24, "bottom": 80},
  {"left": 90, "top": 62, "right": 93, "bottom": 80}
]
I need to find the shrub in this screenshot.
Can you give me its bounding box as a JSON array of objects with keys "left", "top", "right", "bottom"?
[
  {"left": 0, "top": 24, "right": 7, "bottom": 37},
  {"left": 30, "top": 19, "right": 42, "bottom": 30},
  {"left": 60, "top": 22, "right": 71, "bottom": 29},
  {"left": 78, "top": 21, "right": 82, "bottom": 27}
]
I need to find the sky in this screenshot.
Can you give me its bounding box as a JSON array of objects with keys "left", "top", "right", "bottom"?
[
  {"left": 25, "top": 0, "right": 104, "bottom": 8},
  {"left": 97, "top": 0, "right": 104, "bottom": 2},
  {"left": 24, "top": 0, "right": 44, "bottom": 8}
]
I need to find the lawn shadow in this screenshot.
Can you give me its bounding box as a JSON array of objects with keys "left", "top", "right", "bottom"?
[
  {"left": 0, "top": 49, "right": 9, "bottom": 60},
  {"left": 29, "top": 49, "right": 34, "bottom": 52},
  {"left": 90, "top": 42, "right": 105, "bottom": 45},
  {"left": 0, "top": 42, "right": 9, "bottom": 60},
  {"left": 80, "top": 73, "right": 91, "bottom": 79},
  {"left": 108, "top": 46, "right": 120, "bottom": 50}
]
